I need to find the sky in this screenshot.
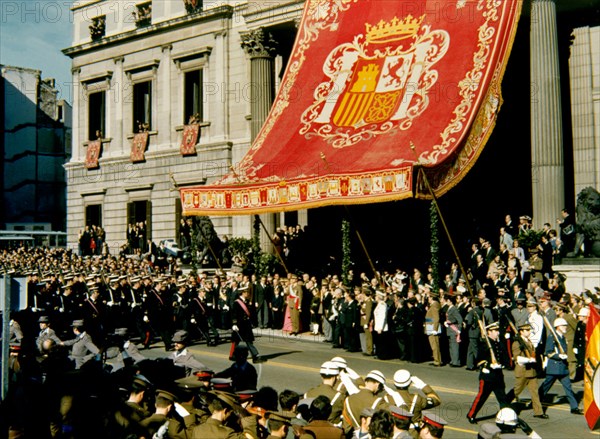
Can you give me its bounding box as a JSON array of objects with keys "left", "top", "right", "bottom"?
[{"left": 1, "top": 1, "right": 75, "bottom": 103}]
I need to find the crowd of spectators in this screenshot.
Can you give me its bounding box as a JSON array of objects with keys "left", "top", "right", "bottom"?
[{"left": 0, "top": 211, "right": 597, "bottom": 438}]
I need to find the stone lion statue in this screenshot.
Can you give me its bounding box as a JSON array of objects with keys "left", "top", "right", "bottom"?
[
  {"left": 568, "top": 186, "right": 600, "bottom": 258},
  {"left": 188, "top": 216, "right": 226, "bottom": 267}
]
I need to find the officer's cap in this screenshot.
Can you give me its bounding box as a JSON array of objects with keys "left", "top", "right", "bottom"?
[
  {"left": 390, "top": 406, "right": 413, "bottom": 420},
  {"left": 485, "top": 322, "right": 500, "bottom": 331},
  {"left": 156, "top": 389, "right": 177, "bottom": 403},
  {"left": 422, "top": 411, "right": 447, "bottom": 429}
]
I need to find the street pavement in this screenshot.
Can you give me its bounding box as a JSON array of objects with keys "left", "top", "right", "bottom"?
[{"left": 136, "top": 329, "right": 594, "bottom": 439}]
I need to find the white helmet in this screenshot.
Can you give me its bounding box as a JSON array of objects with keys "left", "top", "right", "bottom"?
[
  {"left": 496, "top": 407, "right": 518, "bottom": 426},
  {"left": 553, "top": 317, "right": 568, "bottom": 328}
]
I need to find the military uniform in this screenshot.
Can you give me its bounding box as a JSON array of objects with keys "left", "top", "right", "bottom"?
[
  {"left": 342, "top": 388, "right": 386, "bottom": 433},
  {"left": 425, "top": 298, "right": 442, "bottom": 366},
  {"left": 384, "top": 385, "right": 441, "bottom": 422},
  {"left": 62, "top": 330, "right": 100, "bottom": 369},
  {"left": 509, "top": 332, "right": 544, "bottom": 416},
  {"left": 301, "top": 420, "right": 344, "bottom": 439},
  {"left": 467, "top": 325, "right": 510, "bottom": 421},
  {"left": 305, "top": 383, "right": 345, "bottom": 424},
  {"left": 191, "top": 416, "right": 257, "bottom": 439}
]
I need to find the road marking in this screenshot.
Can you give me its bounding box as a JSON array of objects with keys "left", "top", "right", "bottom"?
[{"left": 445, "top": 425, "right": 477, "bottom": 435}]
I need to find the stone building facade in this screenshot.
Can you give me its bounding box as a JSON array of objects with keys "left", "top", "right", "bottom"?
[
  {"left": 1, "top": 65, "right": 72, "bottom": 231},
  {"left": 62, "top": 0, "right": 599, "bottom": 257},
  {"left": 63, "top": 0, "right": 302, "bottom": 251}
]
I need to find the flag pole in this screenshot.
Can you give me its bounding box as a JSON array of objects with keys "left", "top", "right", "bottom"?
[
  {"left": 410, "top": 142, "right": 475, "bottom": 299},
  {"left": 320, "top": 152, "right": 382, "bottom": 286}
]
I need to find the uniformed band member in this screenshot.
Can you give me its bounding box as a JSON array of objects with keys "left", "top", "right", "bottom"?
[{"left": 466, "top": 322, "right": 510, "bottom": 424}]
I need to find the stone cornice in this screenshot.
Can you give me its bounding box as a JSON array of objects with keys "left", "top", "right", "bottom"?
[{"left": 63, "top": 5, "right": 234, "bottom": 58}]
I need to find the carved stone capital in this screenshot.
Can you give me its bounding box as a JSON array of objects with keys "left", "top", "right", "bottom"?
[{"left": 240, "top": 28, "right": 277, "bottom": 58}]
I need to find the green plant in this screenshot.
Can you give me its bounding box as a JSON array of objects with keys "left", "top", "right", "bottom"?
[
  {"left": 256, "top": 253, "right": 279, "bottom": 277},
  {"left": 430, "top": 201, "right": 441, "bottom": 291},
  {"left": 227, "top": 237, "right": 253, "bottom": 258},
  {"left": 341, "top": 219, "right": 351, "bottom": 286},
  {"left": 517, "top": 229, "right": 544, "bottom": 250}
]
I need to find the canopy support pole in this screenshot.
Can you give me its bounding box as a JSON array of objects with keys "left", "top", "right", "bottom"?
[
  {"left": 320, "top": 153, "right": 381, "bottom": 286},
  {"left": 411, "top": 143, "right": 474, "bottom": 299}
]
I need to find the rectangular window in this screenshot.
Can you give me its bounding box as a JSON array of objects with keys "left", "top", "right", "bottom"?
[
  {"left": 184, "top": 69, "right": 203, "bottom": 124},
  {"left": 85, "top": 204, "right": 102, "bottom": 227},
  {"left": 127, "top": 200, "right": 152, "bottom": 250},
  {"left": 133, "top": 81, "right": 152, "bottom": 132},
  {"left": 88, "top": 91, "right": 106, "bottom": 140}
]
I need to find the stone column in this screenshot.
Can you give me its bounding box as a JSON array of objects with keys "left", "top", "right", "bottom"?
[
  {"left": 569, "top": 27, "right": 600, "bottom": 196},
  {"left": 112, "top": 57, "right": 124, "bottom": 155},
  {"left": 241, "top": 28, "right": 277, "bottom": 251},
  {"left": 160, "top": 45, "right": 172, "bottom": 148},
  {"left": 71, "top": 68, "right": 81, "bottom": 161},
  {"left": 530, "top": 0, "right": 565, "bottom": 228}
]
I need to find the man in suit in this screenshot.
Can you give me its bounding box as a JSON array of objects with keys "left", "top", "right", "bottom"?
[
  {"left": 253, "top": 275, "right": 273, "bottom": 329},
  {"left": 231, "top": 287, "right": 263, "bottom": 363},
  {"left": 341, "top": 290, "right": 361, "bottom": 352},
  {"left": 443, "top": 295, "right": 463, "bottom": 367},
  {"left": 359, "top": 289, "right": 374, "bottom": 356}
]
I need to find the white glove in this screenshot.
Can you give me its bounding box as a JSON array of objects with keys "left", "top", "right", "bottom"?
[
  {"left": 528, "top": 357, "right": 537, "bottom": 363},
  {"left": 59, "top": 308, "right": 64, "bottom": 313},
  {"left": 143, "top": 315, "right": 149, "bottom": 323},
  {"left": 223, "top": 305, "right": 229, "bottom": 311},
  {"left": 107, "top": 301, "right": 114, "bottom": 306},
  {"left": 444, "top": 321, "right": 449, "bottom": 327},
  {"left": 516, "top": 356, "right": 528, "bottom": 365},
  {"left": 32, "top": 307, "right": 39, "bottom": 312},
  {"left": 490, "top": 363, "right": 502, "bottom": 369},
  {"left": 232, "top": 325, "right": 239, "bottom": 332},
  {"left": 558, "top": 354, "right": 568, "bottom": 360},
  {"left": 482, "top": 368, "right": 490, "bottom": 374},
  {"left": 153, "top": 421, "right": 169, "bottom": 439},
  {"left": 190, "top": 318, "right": 196, "bottom": 324},
  {"left": 504, "top": 333, "right": 511, "bottom": 339},
  {"left": 174, "top": 402, "right": 190, "bottom": 418},
  {"left": 411, "top": 376, "right": 427, "bottom": 390},
  {"left": 131, "top": 303, "right": 138, "bottom": 308},
  {"left": 573, "top": 348, "right": 578, "bottom": 355}
]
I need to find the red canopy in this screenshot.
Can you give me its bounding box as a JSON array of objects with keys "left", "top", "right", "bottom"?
[{"left": 181, "top": 0, "right": 522, "bottom": 215}]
